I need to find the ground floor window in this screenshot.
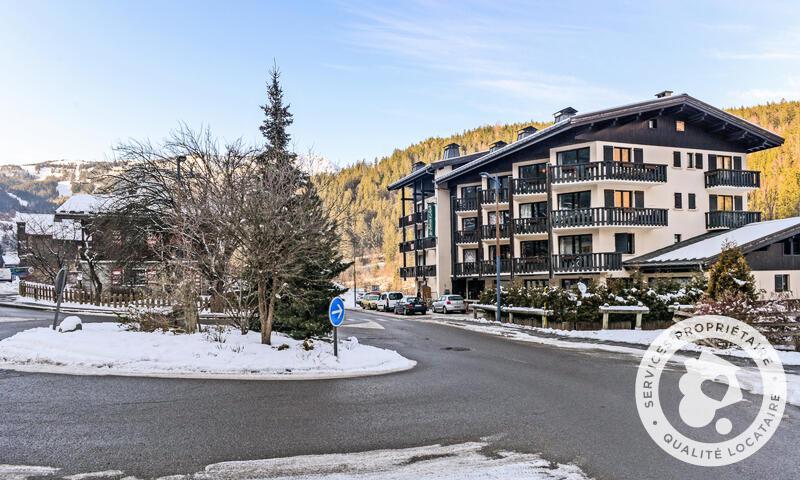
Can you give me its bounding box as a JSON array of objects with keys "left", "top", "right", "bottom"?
[
  {"left": 524, "top": 279, "right": 549, "bottom": 288},
  {"left": 561, "top": 278, "right": 592, "bottom": 289},
  {"left": 614, "top": 233, "right": 635, "bottom": 254},
  {"left": 775, "top": 274, "right": 790, "bottom": 292}
]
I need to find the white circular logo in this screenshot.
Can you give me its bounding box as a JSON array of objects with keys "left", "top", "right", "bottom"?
[{"left": 635, "top": 315, "right": 787, "bottom": 467}]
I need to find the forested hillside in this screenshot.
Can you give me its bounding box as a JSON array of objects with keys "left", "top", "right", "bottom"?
[{"left": 325, "top": 100, "right": 800, "bottom": 288}]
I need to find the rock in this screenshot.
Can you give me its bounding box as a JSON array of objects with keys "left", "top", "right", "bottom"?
[
  {"left": 58, "top": 316, "right": 82, "bottom": 333},
  {"left": 277, "top": 343, "right": 289, "bottom": 351}
]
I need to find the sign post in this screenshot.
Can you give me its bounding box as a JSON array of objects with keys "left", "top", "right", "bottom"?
[
  {"left": 328, "top": 297, "right": 345, "bottom": 358},
  {"left": 51, "top": 267, "right": 67, "bottom": 331}
]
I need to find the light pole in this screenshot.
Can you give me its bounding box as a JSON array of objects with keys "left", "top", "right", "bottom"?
[{"left": 480, "top": 172, "right": 502, "bottom": 320}]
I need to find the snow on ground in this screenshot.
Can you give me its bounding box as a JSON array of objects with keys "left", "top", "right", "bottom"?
[
  {"left": 426, "top": 317, "right": 800, "bottom": 407},
  {"left": 0, "top": 323, "right": 415, "bottom": 380},
  {"left": 6, "top": 191, "right": 28, "bottom": 207},
  {"left": 56, "top": 181, "right": 73, "bottom": 197},
  {"left": 0, "top": 464, "right": 60, "bottom": 480},
  {"left": 0, "top": 279, "right": 20, "bottom": 295}
]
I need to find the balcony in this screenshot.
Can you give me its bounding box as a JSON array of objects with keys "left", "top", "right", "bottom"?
[
  {"left": 480, "top": 223, "right": 510, "bottom": 239},
  {"left": 549, "top": 162, "right": 667, "bottom": 185},
  {"left": 399, "top": 239, "right": 415, "bottom": 253},
  {"left": 481, "top": 188, "right": 509, "bottom": 205},
  {"left": 454, "top": 197, "right": 479, "bottom": 212},
  {"left": 551, "top": 207, "right": 668, "bottom": 228},
  {"left": 514, "top": 217, "right": 548, "bottom": 235},
  {"left": 512, "top": 178, "right": 546, "bottom": 195},
  {"left": 705, "top": 210, "right": 761, "bottom": 230},
  {"left": 479, "top": 258, "right": 513, "bottom": 275},
  {"left": 398, "top": 236, "right": 437, "bottom": 253},
  {"left": 552, "top": 253, "right": 622, "bottom": 273},
  {"left": 704, "top": 169, "right": 760, "bottom": 189},
  {"left": 398, "top": 210, "right": 425, "bottom": 228},
  {"left": 455, "top": 230, "right": 480, "bottom": 244},
  {"left": 400, "top": 264, "right": 437, "bottom": 280},
  {"left": 454, "top": 262, "right": 481, "bottom": 276},
  {"left": 513, "top": 256, "right": 549, "bottom": 274}
]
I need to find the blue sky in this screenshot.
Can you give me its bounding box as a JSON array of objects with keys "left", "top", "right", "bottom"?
[{"left": 1, "top": 0, "right": 799, "bottom": 166}]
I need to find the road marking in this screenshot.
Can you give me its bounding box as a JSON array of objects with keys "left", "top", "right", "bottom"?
[
  {"left": 0, "top": 317, "right": 42, "bottom": 323},
  {"left": 341, "top": 320, "right": 384, "bottom": 330}
]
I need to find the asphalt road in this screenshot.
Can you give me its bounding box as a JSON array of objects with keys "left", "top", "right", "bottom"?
[{"left": 0, "top": 306, "right": 798, "bottom": 479}]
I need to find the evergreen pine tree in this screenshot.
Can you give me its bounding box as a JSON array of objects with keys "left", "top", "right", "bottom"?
[{"left": 706, "top": 241, "right": 758, "bottom": 301}]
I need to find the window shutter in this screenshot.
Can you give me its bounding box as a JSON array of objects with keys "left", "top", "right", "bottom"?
[
  {"left": 734, "top": 196, "right": 743, "bottom": 211},
  {"left": 695, "top": 153, "right": 703, "bottom": 169},
  {"left": 785, "top": 240, "right": 792, "bottom": 255},
  {"left": 634, "top": 191, "right": 644, "bottom": 208},
  {"left": 775, "top": 275, "right": 784, "bottom": 293},
  {"left": 674, "top": 192, "right": 682, "bottom": 209},
  {"left": 633, "top": 148, "right": 643, "bottom": 163},
  {"left": 734, "top": 156, "right": 742, "bottom": 170},
  {"left": 709, "top": 154, "right": 717, "bottom": 170},
  {"left": 630, "top": 233, "right": 635, "bottom": 254},
  {"left": 603, "top": 145, "right": 613, "bottom": 162},
  {"left": 604, "top": 189, "right": 615, "bottom": 207},
  {"left": 688, "top": 193, "right": 696, "bottom": 210},
  {"left": 709, "top": 194, "right": 718, "bottom": 211},
  {"left": 614, "top": 233, "right": 624, "bottom": 253},
  {"left": 673, "top": 151, "right": 681, "bottom": 167}
]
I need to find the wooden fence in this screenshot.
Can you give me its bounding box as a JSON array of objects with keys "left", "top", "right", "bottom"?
[{"left": 18, "top": 281, "right": 178, "bottom": 309}]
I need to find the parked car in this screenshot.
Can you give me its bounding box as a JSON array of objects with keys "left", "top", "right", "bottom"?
[
  {"left": 394, "top": 297, "right": 427, "bottom": 315},
  {"left": 432, "top": 294, "right": 466, "bottom": 314},
  {"left": 376, "top": 291, "right": 405, "bottom": 312},
  {"left": 361, "top": 293, "right": 381, "bottom": 310}
]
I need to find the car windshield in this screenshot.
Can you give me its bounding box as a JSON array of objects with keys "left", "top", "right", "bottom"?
[
  {"left": 448, "top": 295, "right": 464, "bottom": 301},
  {"left": 366, "top": 295, "right": 378, "bottom": 300},
  {"left": 388, "top": 293, "right": 403, "bottom": 300}
]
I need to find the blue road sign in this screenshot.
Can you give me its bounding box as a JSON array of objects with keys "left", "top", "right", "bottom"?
[{"left": 328, "top": 297, "right": 346, "bottom": 327}]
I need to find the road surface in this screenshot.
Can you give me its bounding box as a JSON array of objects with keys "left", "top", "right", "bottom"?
[{"left": 0, "top": 306, "right": 798, "bottom": 479}]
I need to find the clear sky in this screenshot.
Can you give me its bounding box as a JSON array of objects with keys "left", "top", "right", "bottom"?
[{"left": 1, "top": 0, "right": 799, "bottom": 166}]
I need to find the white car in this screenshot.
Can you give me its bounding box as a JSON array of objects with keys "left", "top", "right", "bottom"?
[
  {"left": 432, "top": 294, "right": 466, "bottom": 314},
  {"left": 377, "top": 292, "right": 405, "bottom": 312}
]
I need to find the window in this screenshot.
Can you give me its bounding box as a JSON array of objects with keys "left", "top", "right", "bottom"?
[
  {"left": 614, "top": 233, "right": 635, "bottom": 254},
  {"left": 674, "top": 192, "right": 683, "bottom": 209},
  {"left": 488, "top": 244, "right": 511, "bottom": 259},
  {"left": 556, "top": 147, "right": 590, "bottom": 165},
  {"left": 519, "top": 201, "right": 547, "bottom": 219},
  {"left": 783, "top": 235, "right": 800, "bottom": 255},
  {"left": 687, "top": 152, "right": 694, "bottom": 169},
  {"left": 462, "top": 217, "right": 477, "bottom": 231},
  {"left": 775, "top": 274, "right": 790, "bottom": 293},
  {"left": 673, "top": 151, "right": 681, "bottom": 168},
  {"left": 521, "top": 240, "right": 548, "bottom": 257},
  {"left": 648, "top": 119, "right": 658, "bottom": 129},
  {"left": 676, "top": 120, "right": 685, "bottom": 132},
  {"left": 615, "top": 190, "right": 633, "bottom": 208},
  {"left": 519, "top": 163, "right": 547, "bottom": 180},
  {"left": 559, "top": 234, "right": 592, "bottom": 254},
  {"left": 716, "top": 195, "right": 734, "bottom": 211},
  {"left": 688, "top": 193, "right": 696, "bottom": 210},
  {"left": 716, "top": 155, "right": 733, "bottom": 170},
  {"left": 674, "top": 234, "right": 682, "bottom": 244},
  {"left": 613, "top": 147, "right": 631, "bottom": 163},
  {"left": 487, "top": 211, "right": 509, "bottom": 225},
  {"left": 525, "top": 279, "right": 548, "bottom": 289},
  {"left": 562, "top": 278, "right": 591, "bottom": 288},
  {"left": 558, "top": 190, "right": 591, "bottom": 210},
  {"left": 463, "top": 249, "right": 477, "bottom": 263},
  {"left": 461, "top": 185, "right": 478, "bottom": 199}
]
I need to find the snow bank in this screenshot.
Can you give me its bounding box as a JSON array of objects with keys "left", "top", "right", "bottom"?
[
  {"left": 0, "top": 323, "right": 415, "bottom": 380},
  {"left": 58, "top": 315, "right": 82, "bottom": 332}
]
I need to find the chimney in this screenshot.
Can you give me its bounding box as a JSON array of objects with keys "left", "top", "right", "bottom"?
[
  {"left": 553, "top": 107, "right": 578, "bottom": 123},
  {"left": 516, "top": 126, "right": 538, "bottom": 141},
  {"left": 412, "top": 161, "right": 426, "bottom": 171},
  {"left": 489, "top": 140, "right": 507, "bottom": 152},
  {"left": 442, "top": 143, "right": 461, "bottom": 159},
  {"left": 655, "top": 90, "right": 673, "bottom": 98}
]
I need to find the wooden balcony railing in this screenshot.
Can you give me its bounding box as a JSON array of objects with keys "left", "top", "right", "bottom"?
[
  {"left": 551, "top": 207, "right": 668, "bottom": 228},
  {"left": 704, "top": 169, "right": 760, "bottom": 188},
  {"left": 552, "top": 253, "right": 622, "bottom": 273},
  {"left": 455, "top": 230, "right": 480, "bottom": 244},
  {"left": 398, "top": 239, "right": 415, "bottom": 253},
  {"left": 480, "top": 223, "right": 510, "bottom": 239},
  {"left": 481, "top": 188, "right": 509, "bottom": 204},
  {"left": 512, "top": 178, "right": 546, "bottom": 195},
  {"left": 513, "top": 256, "right": 549, "bottom": 274},
  {"left": 399, "top": 264, "right": 437, "bottom": 279},
  {"left": 454, "top": 196, "right": 479, "bottom": 212},
  {"left": 454, "top": 262, "right": 481, "bottom": 276},
  {"left": 705, "top": 211, "right": 761, "bottom": 230},
  {"left": 549, "top": 162, "right": 667, "bottom": 184},
  {"left": 479, "top": 258, "right": 513, "bottom": 275},
  {"left": 514, "top": 217, "right": 548, "bottom": 235},
  {"left": 398, "top": 210, "right": 425, "bottom": 228},
  {"left": 415, "top": 236, "right": 437, "bottom": 250}
]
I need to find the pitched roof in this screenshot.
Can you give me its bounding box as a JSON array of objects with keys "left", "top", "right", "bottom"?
[
  {"left": 55, "top": 194, "right": 110, "bottom": 215},
  {"left": 435, "top": 93, "right": 784, "bottom": 185},
  {"left": 387, "top": 150, "right": 487, "bottom": 191},
  {"left": 626, "top": 217, "right": 800, "bottom": 267}
]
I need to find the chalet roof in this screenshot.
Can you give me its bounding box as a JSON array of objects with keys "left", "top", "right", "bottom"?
[
  {"left": 625, "top": 216, "right": 800, "bottom": 268},
  {"left": 55, "top": 194, "right": 110, "bottom": 215},
  {"left": 387, "top": 150, "right": 487, "bottom": 191},
  {"left": 435, "top": 93, "right": 784, "bottom": 185}
]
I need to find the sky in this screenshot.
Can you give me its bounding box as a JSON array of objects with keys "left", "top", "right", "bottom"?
[{"left": 1, "top": 0, "right": 799, "bottom": 167}]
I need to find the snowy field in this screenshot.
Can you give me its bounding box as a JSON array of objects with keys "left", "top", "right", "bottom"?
[
  {"left": 0, "top": 441, "right": 592, "bottom": 480},
  {"left": 0, "top": 323, "right": 415, "bottom": 380}
]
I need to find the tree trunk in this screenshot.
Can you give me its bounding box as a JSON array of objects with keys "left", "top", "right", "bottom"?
[
  {"left": 265, "top": 282, "right": 277, "bottom": 345},
  {"left": 210, "top": 278, "right": 225, "bottom": 313},
  {"left": 258, "top": 278, "right": 269, "bottom": 344},
  {"left": 182, "top": 277, "right": 198, "bottom": 333}
]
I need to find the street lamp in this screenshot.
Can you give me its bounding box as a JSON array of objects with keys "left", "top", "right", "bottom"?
[{"left": 480, "top": 171, "right": 502, "bottom": 320}]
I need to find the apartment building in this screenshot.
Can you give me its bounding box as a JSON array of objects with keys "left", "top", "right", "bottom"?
[{"left": 387, "top": 92, "right": 784, "bottom": 300}]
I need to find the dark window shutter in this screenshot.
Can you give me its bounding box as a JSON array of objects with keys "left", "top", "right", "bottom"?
[
  {"left": 604, "top": 189, "right": 615, "bottom": 207},
  {"left": 709, "top": 154, "right": 717, "bottom": 170},
  {"left": 734, "top": 196, "right": 743, "bottom": 211},
  {"left": 734, "top": 156, "right": 742, "bottom": 170},
  {"left": 634, "top": 191, "right": 644, "bottom": 208},
  {"left": 673, "top": 151, "right": 681, "bottom": 167},
  {"left": 630, "top": 233, "right": 635, "bottom": 254},
  {"left": 775, "top": 275, "right": 784, "bottom": 292},
  {"left": 633, "top": 148, "right": 643, "bottom": 163},
  {"left": 709, "top": 194, "right": 718, "bottom": 211},
  {"left": 785, "top": 240, "right": 792, "bottom": 255},
  {"left": 603, "top": 145, "right": 613, "bottom": 162},
  {"left": 695, "top": 153, "right": 703, "bottom": 169},
  {"left": 688, "top": 193, "right": 696, "bottom": 210},
  {"left": 674, "top": 192, "right": 682, "bottom": 209}
]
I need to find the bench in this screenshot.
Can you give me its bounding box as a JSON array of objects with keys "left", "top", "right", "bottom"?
[
  {"left": 471, "top": 304, "right": 555, "bottom": 328},
  {"left": 598, "top": 304, "right": 650, "bottom": 330}
]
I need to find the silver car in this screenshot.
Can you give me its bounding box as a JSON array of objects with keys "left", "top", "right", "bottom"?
[{"left": 432, "top": 294, "right": 466, "bottom": 314}]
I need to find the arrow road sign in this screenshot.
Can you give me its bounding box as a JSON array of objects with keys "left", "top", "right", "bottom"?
[{"left": 328, "top": 297, "right": 345, "bottom": 327}]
